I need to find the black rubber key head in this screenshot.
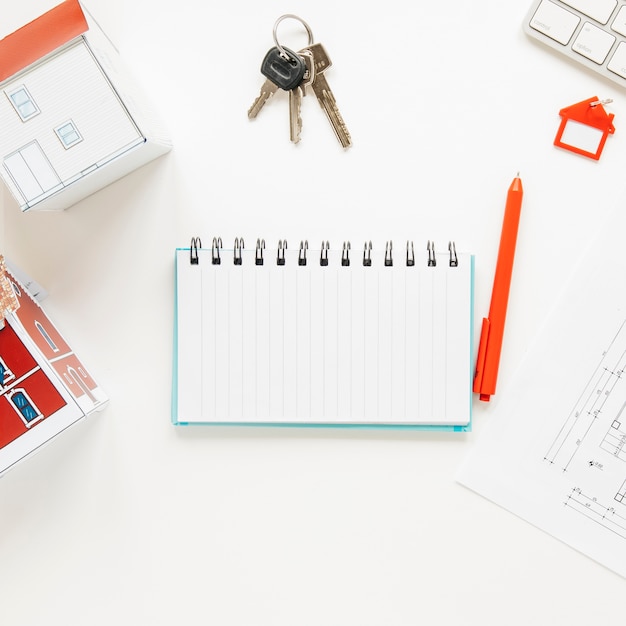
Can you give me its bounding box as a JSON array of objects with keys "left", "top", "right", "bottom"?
[{"left": 260, "top": 46, "right": 306, "bottom": 91}]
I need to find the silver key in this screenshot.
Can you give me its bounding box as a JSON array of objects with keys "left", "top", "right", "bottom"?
[
  {"left": 289, "top": 51, "right": 314, "bottom": 144},
  {"left": 289, "top": 89, "right": 303, "bottom": 144},
  {"left": 248, "top": 79, "right": 279, "bottom": 119},
  {"left": 300, "top": 42, "right": 352, "bottom": 148}
]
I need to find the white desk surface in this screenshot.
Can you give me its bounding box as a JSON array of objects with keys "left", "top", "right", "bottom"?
[{"left": 2, "top": 1, "right": 626, "bottom": 623}]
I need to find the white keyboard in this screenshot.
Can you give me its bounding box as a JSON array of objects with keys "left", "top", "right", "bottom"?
[{"left": 524, "top": 0, "right": 626, "bottom": 88}]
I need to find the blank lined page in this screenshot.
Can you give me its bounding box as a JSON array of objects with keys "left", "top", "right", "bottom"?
[{"left": 174, "top": 241, "right": 473, "bottom": 427}]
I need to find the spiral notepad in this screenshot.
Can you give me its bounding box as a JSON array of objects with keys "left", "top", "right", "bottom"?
[{"left": 173, "top": 238, "right": 474, "bottom": 429}]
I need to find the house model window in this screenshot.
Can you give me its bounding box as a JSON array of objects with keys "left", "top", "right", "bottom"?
[
  {"left": 0, "top": 357, "right": 16, "bottom": 388},
  {"left": 35, "top": 320, "right": 59, "bottom": 352},
  {"left": 8, "top": 388, "right": 43, "bottom": 427},
  {"left": 6, "top": 85, "right": 40, "bottom": 121},
  {"left": 55, "top": 120, "right": 82, "bottom": 149}
]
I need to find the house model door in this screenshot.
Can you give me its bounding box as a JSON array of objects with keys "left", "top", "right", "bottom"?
[{"left": 3, "top": 141, "right": 62, "bottom": 205}]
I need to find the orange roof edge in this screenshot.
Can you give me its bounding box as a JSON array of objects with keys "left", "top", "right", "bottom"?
[{"left": 0, "top": 0, "right": 88, "bottom": 83}]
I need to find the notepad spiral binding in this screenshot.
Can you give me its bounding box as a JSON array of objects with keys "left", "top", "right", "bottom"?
[{"left": 189, "top": 237, "right": 460, "bottom": 268}]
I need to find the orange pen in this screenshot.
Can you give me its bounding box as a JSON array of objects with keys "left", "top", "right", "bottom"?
[{"left": 473, "top": 174, "right": 524, "bottom": 402}]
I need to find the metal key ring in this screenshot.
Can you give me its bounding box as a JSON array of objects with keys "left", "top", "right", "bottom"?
[{"left": 273, "top": 14, "right": 314, "bottom": 60}]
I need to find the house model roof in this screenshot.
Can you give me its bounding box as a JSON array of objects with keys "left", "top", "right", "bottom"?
[
  {"left": 0, "top": 257, "right": 18, "bottom": 323},
  {"left": 0, "top": 0, "right": 88, "bottom": 83}
]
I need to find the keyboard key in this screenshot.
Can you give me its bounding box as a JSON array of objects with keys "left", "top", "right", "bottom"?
[
  {"left": 530, "top": 0, "right": 580, "bottom": 44},
  {"left": 560, "top": 0, "right": 617, "bottom": 24},
  {"left": 608, "top": 41, "right": 626, "bottom": 77},
  {"left": 573, "top": 21, "right": 616, "bottom": 63},
  {"left": 612, "top": 6, "right": 626, "bottom": 37}
]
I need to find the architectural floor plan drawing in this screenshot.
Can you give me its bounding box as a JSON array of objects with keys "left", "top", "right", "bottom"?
[
  {"left": 457, "top": 195, "right": 626, "bottom": 579},
  {"left": 544, "top": 317, "right": 626, "bottom": 543},
  {"left": 545, "top": 320, "right": 626, "bottom": 472},
  {"left": 541, "top": 318, "right": 626, "bottom": 543}
]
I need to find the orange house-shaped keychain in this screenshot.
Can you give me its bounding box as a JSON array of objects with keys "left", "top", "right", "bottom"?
[{"left": 554, "top": 96, "right": 615, "bottom": 160}]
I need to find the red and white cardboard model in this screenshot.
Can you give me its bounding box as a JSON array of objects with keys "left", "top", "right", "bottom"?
[
  {"left": 0, "top": 0, "right": 171, "bottom": 211},
  {"left": 0, "top": 256, "right": 107, "bottom": 477}
]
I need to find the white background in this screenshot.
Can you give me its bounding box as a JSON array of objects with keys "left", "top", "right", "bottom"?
[{"left": 2, "top": 1, "right": 626, "bottom": 624}]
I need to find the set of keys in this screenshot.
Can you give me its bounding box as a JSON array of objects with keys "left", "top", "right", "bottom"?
[{"left": 248, "top": 15, "right": 351, "bottom": 148}]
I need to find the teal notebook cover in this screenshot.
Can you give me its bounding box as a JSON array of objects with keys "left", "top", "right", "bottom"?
[{"left": 172, "top": 238, "right": 474, "bottom": 431}]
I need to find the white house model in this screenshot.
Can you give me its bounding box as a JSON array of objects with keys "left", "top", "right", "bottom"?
[{"left": 0, "top": 0, "right": 171, "bottom": 211}]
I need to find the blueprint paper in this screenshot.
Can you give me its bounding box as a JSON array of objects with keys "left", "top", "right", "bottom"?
[{"left": 457, "top": 194, "right": 626, "bottom": 578}]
